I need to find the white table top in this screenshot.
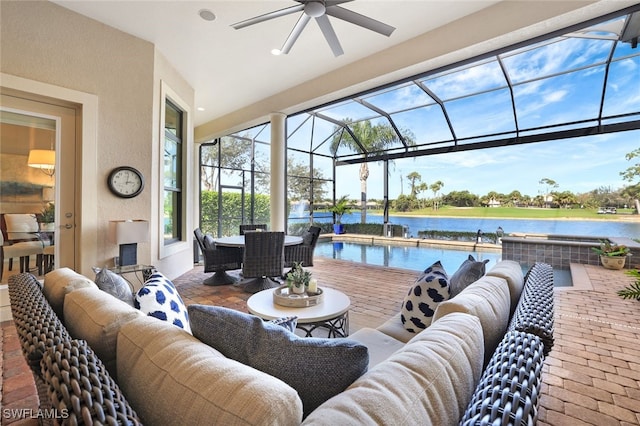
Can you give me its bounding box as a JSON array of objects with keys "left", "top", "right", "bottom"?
[
  {"left": 214, "top": 235, "right": 303, "bottom": 247},
  {"left": 247, "top": 287, "right": 351, "bottom": 323}
]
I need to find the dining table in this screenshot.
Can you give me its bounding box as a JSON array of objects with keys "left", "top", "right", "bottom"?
[{"left": 214, "top": 234, "right": 303, "bottom": 248}]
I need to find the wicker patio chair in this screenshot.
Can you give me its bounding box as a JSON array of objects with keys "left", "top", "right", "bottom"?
[
  {"left": 239, "top": 231, "right": 285, "bottom": 293},
  {"left": 239, "top": 223, "right": 267, "bottom": 235},
  {"left": 284, "top": 226, "right": 321, "bottom": 268},
  {"left": 194, "top": 228, "right": 243, "bottom": 286}
]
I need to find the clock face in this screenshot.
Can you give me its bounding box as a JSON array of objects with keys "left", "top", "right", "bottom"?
[{"left": 108, "top": 167, "right": 144, "bottom": 198}]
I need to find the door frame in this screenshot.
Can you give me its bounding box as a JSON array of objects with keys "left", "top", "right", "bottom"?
[{"left": 1, "top": 73, "right": 99, "bottom": 277}]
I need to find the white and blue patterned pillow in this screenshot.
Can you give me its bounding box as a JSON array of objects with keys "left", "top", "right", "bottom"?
[
  {"left": 401, "top": 260, "right": 450, "bottom": 333},
  {"left": 269, "top": 316, "right": 298, "bottom": 333},
  {"left": 135, "top": 272, "right": 191, "bottom": 334}
]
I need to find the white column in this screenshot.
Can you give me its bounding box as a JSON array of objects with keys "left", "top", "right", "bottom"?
[{"left": 270, "top": 113, "right": 286, "bottom": 232}]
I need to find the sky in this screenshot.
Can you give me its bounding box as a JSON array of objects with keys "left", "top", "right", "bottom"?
[
  {"left": 327, "top": 17, "right": 640, "bottom": 201},
  {"left": 335, "top": 129, "right": 639, "bottom": 200}
]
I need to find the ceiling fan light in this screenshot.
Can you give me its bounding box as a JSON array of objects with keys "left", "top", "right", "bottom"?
[{"left": 304, "top": 2, "right": 325, "bottom": 18}]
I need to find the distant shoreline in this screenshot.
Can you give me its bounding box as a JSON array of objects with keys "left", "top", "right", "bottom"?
[{"left": 366, "top": 212, "right": 639, "bottom": 222}]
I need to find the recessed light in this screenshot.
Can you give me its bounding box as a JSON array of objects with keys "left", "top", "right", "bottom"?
[
  {"left": 197, "top": 107, "right": 205, "bottom": 111},
  {"left": 198, "top": 9, "right": 216, "bottom": 22},
  {"left": 271, "top": 49, "right": 282, "bottom": 56}
]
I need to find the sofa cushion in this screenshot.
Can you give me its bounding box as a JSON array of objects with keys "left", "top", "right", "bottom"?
[
  {"left": 433, "top": 275, "right": 511, "bottom": 366},
  {"left": 486, "top": 260, "right": 525, "bottom": 315},
  {"left": 376, "top": 312, "right": 416, "bottom": 343},
  {"left": 63, "top": 287, "right": 143, "bottom": 377},
  {"left": 93, "top": 267, "right": 135, "bottom": 307},
  {"left": 135, "top": 272, "right": 191, "bottom": 333},
  {"left": 43, "top": 267, "right": 97, "bottom": 319},
  {"left": 400, "top": 261, "right": 450, "bottom": 333},
  {"left": 449, "top": 255, "right": 489, "bottom": 298},
  {"left": 301, "top": 312, "right": 484, "bottom": 426},
  {"left": 117, "top": 315, "right": 303, "bottom": 425},
  {"left": 348, "top": 327, "right": 405, "bottom": 368},
  {"left": 188, "top": 305, "right": 369, "bottom": 417}
]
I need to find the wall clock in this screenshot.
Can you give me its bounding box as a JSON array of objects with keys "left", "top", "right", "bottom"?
[{"left": 107, "top": 166, "right": 145, "bottom": 198}]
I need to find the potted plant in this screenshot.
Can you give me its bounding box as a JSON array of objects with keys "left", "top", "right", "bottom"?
[
  {"left": 592, "top": 240, "right": 630, "bottom": 270},
  {"left": 39, "top": 202, "right": 55, "bottom": 232},
  {"left": 328, "top": 195, "right": 351, "bottom": 235},
  {"left": 286, "top": 262, "right": 312, "bottom": 294},
  {"left": 618, "top": 269, "right": 640, "bottom": 300}
]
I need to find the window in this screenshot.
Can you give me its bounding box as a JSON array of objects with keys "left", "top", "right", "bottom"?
[{"left": 164, "top": 99, "right": 183, "bottom": 244}]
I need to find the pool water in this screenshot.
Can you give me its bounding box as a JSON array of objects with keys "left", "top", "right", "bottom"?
[
  {"left": 315, "top": 241, "right": 502, "bottom": 274},
  {"left": 316, "top": 241, "right": 573, "bottom": 287}
]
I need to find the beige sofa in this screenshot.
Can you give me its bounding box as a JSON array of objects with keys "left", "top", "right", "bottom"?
[{"left": 8, "top": 260, "right": 553, "bottom": 425}]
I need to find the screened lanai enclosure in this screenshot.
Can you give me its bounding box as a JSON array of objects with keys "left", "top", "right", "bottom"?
[{"left": 199, "top": 6, "right": 640, "bottom": 237}]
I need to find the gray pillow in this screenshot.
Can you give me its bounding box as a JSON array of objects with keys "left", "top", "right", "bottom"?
[
  {"left": 188, "top": 305, "right": 368, "bottom": 417},
  {"left": 449, "top": 255, "right": 489, "bottom": 298},
  {"left": 93, "top": 267, "right": 134, "bottom": 306}
]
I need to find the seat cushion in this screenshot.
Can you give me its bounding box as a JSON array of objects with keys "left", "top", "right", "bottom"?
[
  {"left": 400, "top": 261, "right": 450, "bottom": 333},
  {"left": 302, "top": 312, "right": 484, "bottom": 426},
  {"left": 188, "top": 304, "right": 368, "bottom": 418},
  {"left": 376, "top": 312, "right": 416, "bottom": 343},
  {"left": 135, "top": 272, "right": 191, "bottom": 333},
  {"left": 348, "top": 327, "right": 405, "bottom": 368},
  {"left": 117, "top": 315, "right": 303, "bottom": 425}
]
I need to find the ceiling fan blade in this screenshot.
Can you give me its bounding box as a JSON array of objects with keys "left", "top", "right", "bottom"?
[
  {"left": 325, "top": 0, "right": 355, "bottom": 6},
  {"left": 316, "top": 15, "right": 344, "bottom": 56},
  {"left": 231, "top": 4, "right": 304, "bottom": 30},
  {"left": 280, "top": 13, "right": 312, "bottom": 54},
  {"left": 326, "top": 5, "right": 395, "bottom": 37}
]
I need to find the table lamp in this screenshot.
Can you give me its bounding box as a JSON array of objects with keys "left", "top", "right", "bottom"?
[{"left": 108, "top": 220, "right": 149, "bottom": 266}]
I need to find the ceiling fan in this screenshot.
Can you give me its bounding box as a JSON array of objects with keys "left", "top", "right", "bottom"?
[{"left": 231, "top": 0, "right": 395, "bottom": 57}]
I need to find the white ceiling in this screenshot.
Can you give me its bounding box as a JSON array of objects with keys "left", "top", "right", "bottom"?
[
  {"left": 51, "top": 1, "right": 501, "bottom": 126},
  {"left": 50, "top": 1, "right": 633, "bottom": 134}
]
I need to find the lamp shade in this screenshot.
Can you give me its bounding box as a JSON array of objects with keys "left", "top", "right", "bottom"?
[
  {"left": 28, "top": 149, "right": 56, "bottom": 170},
  {"left": 108, "top": 220, "right": 150, "bottom": 245}
]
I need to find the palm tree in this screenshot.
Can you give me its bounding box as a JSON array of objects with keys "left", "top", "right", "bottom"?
[
  {"left": 330, "top": 119, "right": 415, "bottom": 222},
  {"left": 429, "top": 180, "right": 444, "bottom": 210}
]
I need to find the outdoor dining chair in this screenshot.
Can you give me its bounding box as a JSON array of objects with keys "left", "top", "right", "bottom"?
[
  {"left": 193, "top": 228, "right": 243, "bottom": 286},
  {"left": 284, "top": 226, "right": 321, "bottom": 268},
  {"left": 239, "top": 231, "right": 284, "bottom": 293}
]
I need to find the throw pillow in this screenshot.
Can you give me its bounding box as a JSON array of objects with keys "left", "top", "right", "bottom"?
[
  {"left": 135, "top": 272, "right": 191, "bottom": 334},
  {"left": 93, "top": 267, "right": 135, "bottom": 306},
  {"left": 268, "top": 315, "right": 298, "bottom": 333},
  {"left": 449, "top": 255, "right": 490, "bottom": 298},
  {"left": 400, "top": 260, "right": 450, "bottom": 333},
  {"left": 188, "top": 305, "right": 368, "bottom": 418}
]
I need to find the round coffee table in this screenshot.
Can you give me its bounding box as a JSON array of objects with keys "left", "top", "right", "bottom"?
[{"left": 247, "top": 287, "right": 351, "bottom": 338}]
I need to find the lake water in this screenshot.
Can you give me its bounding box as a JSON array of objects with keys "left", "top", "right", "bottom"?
[{"left": 300, "top": 212, "right": 639, "bottom": 238}]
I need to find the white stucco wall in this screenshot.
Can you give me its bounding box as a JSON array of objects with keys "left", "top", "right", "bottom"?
[{"left": 1, "top": 1, "right": 195, "bottom": 279}]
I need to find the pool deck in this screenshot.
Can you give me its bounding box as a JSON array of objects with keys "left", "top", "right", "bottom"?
[{"left": 2, "top": 258, "right": 639, "bottom": 425}]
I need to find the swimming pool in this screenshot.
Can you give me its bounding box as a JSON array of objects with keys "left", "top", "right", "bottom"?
[
  {"left": 315, "top": 240, "right": 573, "bottom": 286},
  {"left": 315, "top": 241, "right": 502, "bottom": 274}
]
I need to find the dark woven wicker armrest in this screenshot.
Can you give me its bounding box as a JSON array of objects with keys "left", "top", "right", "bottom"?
[
  {"left": 508, "top": 262, "right": 555, "bottom": 355},
  {"left": 41, "top": 339, "right": 142, "bottom": 425},
  {"left": 460, "top": 330, "right": 545, "bottom": 425},
  {"left": 8, "top": 273, "right": 70, "bottom": 372}
]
